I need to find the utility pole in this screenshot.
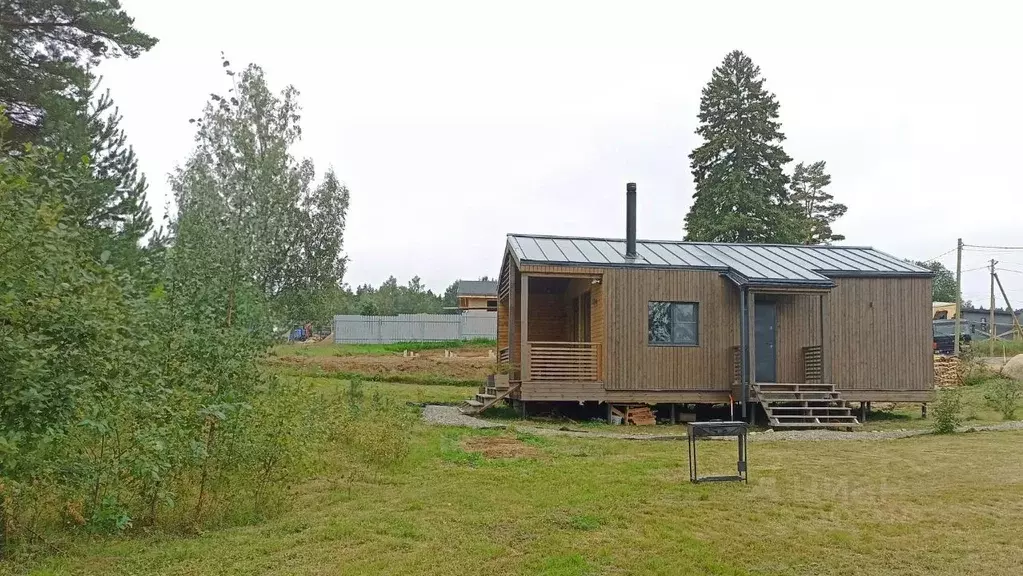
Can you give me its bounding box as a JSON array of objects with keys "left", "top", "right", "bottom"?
[
  {"left": 989, "top": 259, "right": 997, "bottom": 356},
  {"left": 993, "top": 272, "right": 1023, "bottom": 340},
  {"left": 954, "top": 238, "right": 963, "bottom": 355}
]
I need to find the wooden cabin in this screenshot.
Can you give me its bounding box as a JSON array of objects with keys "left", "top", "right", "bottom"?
[
  {"left": 491, "top": 185, "right": 934, "bottom": 426},
  {"left": 457, "top": 280, "right": 498, "bottom": 312}
]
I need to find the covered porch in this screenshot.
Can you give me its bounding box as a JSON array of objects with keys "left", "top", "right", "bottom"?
[
  {"left": 732, "top": 286, "right": 859, "bottom": 427},
  {"left": 498, "top": 265, "right": 604, "bottom": 397}
]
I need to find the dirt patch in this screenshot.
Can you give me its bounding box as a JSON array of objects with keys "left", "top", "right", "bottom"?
[
  {"left": 274, "top": 353, "right": 495, "bottom": 380},
  {"left": 461, "top": 436, "right": 540, "bottom": 459}
]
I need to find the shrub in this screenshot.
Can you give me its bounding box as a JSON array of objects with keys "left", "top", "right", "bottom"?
[
  {"left": 933, "top": 388, "right": 964, "bottom": 434},
  {"left": 983, "top": 378, "right": 1022, "bottom": 420}
]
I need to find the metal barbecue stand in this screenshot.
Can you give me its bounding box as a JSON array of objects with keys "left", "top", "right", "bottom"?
[{"left": 686, "top": 421, "right": 749, "bottom": 483}]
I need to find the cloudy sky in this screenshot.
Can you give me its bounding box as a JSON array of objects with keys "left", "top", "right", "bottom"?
[{"left": 98, "top": 0, "right": 1022, "bottom": 305}]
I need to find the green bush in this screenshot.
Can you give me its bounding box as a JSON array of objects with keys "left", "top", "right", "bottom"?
[
  {"left": 933, "top": 388, "right": 964, "bottom": 434},
  {"left": 983, "top": 378, "right": 1022, "bottom": 420}
]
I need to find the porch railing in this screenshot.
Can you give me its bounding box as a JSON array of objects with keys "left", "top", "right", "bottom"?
[{"left": 526, "top": 341, "right": 599, "bottom": 382}]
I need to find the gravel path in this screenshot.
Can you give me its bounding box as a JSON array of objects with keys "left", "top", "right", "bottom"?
[
  {"left": 421, "top": 405, "right": 507, "bottom": 429},
  {"left": 420, "top": 405, "right": 1023, "bottom": 442}
]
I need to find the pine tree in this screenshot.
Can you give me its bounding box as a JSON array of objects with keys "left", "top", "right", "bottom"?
[
  {"left": 0, "top": 0, "right": 157, "bottom": 141},
  {"left": 2, "top": 2, "right": 156, "bottom": 261},
  {"left": 684, "top": 50, "right": 801, "bottom": 243},
  {"left": 42, "top": 87, "right": 154, "bottom": 255},
  {"left": 790, "top": 160, "right": 846, "bottom": 244}
]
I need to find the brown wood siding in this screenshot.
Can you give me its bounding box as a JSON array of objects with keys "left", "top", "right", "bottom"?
[
  {"left": 497, "top": 299, "right": 508, "bottom": 350},
  {"left": 827, "top": 277, "right": 933, "bottom": 392},
  {"left": 528, "top": 292, "right": 568, "bottom": 341},
  {"left": 604, "top": 268, "right": 739, "bottom": 391},
  {"left": 511, "top": 269, "right": 521, "bottom": 366},
  {"left": 769, "top": 293, "right": 822, "bottom": 383}
]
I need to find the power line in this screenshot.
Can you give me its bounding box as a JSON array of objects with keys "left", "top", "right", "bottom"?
[
  {"left": 921, "top": 247, "right": 957, "bottom": 263},
  {"left": 964, "top": 245, "right": 1023, "bottom": 251}
]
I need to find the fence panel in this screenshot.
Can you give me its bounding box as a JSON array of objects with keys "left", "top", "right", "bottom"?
[{"left": 333, "top": 312, "right": 496, "bottom": 344}]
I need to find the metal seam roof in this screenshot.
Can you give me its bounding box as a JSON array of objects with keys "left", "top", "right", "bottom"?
[{"left": 507, "top": 234, "right": 930, "bottom": 286}]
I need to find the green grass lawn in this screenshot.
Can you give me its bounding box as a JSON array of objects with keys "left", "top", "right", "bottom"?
[
  {"left": 7, "top": 376, "right": 1023, "bottom": 576},
  {"left": 857, "top": 379, "right": 1015, "bottom": 431},
  {"left": 12, "top": 423, "right": 1023, "bottom": 576},
  {"left": 296, "top": 376, "right": 477, "bottom": 405}
]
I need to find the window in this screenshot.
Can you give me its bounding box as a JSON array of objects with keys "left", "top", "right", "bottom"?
[
  {"left": 648, "top": 301, "right": 699, "bottom": 346},
  {"left": 486, "top": 299, "right": 498, "bottom": 311}
]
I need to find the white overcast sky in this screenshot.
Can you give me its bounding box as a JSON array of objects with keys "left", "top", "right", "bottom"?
[{"left": 98, "top": 0, "right": 1022, "bottom": 305}]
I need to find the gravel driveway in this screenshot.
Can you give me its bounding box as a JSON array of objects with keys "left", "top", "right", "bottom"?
[{"left": 420, "top": 405, "right": 1023, "bottom": 442}]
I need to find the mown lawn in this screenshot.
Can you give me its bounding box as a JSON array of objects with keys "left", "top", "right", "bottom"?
[
  {"left": 7, "top": 379, "right": 1023, "bottom": 576},
  {"left": 297, "top": 376, "right": 477, "bottom": 405}
]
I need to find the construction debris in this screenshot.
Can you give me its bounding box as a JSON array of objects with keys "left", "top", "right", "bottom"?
[{"left": 934, "top": 356, "right": 963, "bottom": 388}]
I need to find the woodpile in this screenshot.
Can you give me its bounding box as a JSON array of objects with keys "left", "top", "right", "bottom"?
[
  {"left": 934, "top": 356, "right": 963, "bottom": 388},
  {"left": 627, "top": 406, "right": 656, "bottom": 426},
  {"left": 609, "top": 404, "right": 657, "bottom": 425}
]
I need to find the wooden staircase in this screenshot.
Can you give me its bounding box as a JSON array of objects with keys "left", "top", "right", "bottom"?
[
  {"left": 752, "top": 382, "right": 860, "bottom": 429},
  {"left": 460, "top": 379, "right": 519, "bottom": 415}
]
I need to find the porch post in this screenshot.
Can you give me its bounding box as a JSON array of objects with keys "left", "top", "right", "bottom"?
[
  {"left": 520, "top": 274, "right": 529, "bottom": 383},
  {"left": 509, "top": 269, "right": 516, "bottom": 369},
  {"left": 819, "top": 293, "right": 827, "bottom": 383},
  {"left": 747, "top": 290, "right": 757, "bottom": 424},
  {"left": 739, "top": 288, "right": 749, "bottom": 420}
]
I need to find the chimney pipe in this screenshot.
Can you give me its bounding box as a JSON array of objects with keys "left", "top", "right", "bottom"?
[{"left": 626, "top": 182, "right": 637, "bottom": 258}]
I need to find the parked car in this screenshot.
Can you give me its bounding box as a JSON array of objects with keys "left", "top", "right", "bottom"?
[{"left": 932, "top": 319, "right": 972, "bottom": 355}]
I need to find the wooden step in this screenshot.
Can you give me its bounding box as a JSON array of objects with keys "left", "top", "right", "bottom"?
[
  {"left": 754, "top": 381, "right": 860, "bottom": 429},
  {"left": 768, "top": 421, "right": 861, "bottom": 428},
  {"left": 769, "top": 414, "right": 858, "bottom": 421},
  {"left": 765, "top": 405, "right": 852, "bottom": 413},
  {"left": 476, "top": 393, "right": 496, "bottom": 401},
  {"left": 464, "top": 399, "right": 483, "bottom": 407},
  {"left": 756, "top": 392, "right": 842, "bottom": 400},
  {"left": 756, "top": 383, "right": 836, "bottom": 391}
]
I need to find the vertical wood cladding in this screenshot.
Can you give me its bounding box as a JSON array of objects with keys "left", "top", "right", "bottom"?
[
  {"left": 604, "top": 268, "right": 739, "bottom": 390},
  {"left": 827, "top": 277, "right": 933, "bottom": 391}
]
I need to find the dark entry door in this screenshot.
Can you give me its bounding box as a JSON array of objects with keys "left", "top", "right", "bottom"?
[{"left": 754, "top": 301, "right": 777, "bottom": 382}]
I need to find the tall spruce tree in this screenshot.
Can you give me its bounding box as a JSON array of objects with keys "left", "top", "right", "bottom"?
[
  {"left": 790, "top": 160, "right": 846, "bottom": 244},
  {"left": 684, "top": 50, "right": 802, "bottom": 243}
]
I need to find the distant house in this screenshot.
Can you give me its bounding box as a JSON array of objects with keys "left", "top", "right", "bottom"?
[
  {"left": 457, "top": 280, "right": 498, "bottom": 312},
  {"left": 489, "top": 183, "right": 935, "bottom": 428},
  {"left": 932, "top": 302, "right": 1022, "bottom": 339}
]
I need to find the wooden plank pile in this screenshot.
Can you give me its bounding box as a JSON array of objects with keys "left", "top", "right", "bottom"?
[
  {"left": 609, "top": 404, "right": 657, "bottom": 426},
  {"left": 627, "top": 406, "right": 656, "bottom": 425},
  {"left": 933, "top": 356, "right": 963, "bottom": 388}
]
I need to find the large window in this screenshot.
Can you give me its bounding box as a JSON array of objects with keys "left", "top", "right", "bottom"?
[{"left": 648, "top": 301, "right": 699, "bottom": 346}]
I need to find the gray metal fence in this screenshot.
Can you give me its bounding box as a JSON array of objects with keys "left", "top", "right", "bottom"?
[{"left": 333, "top": 311, "right": 496, "bottom": 344}]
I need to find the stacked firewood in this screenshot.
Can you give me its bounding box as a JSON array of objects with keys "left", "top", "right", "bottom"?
[{"left": 933, "top": 356, "right": 963, "bottom": 388}]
